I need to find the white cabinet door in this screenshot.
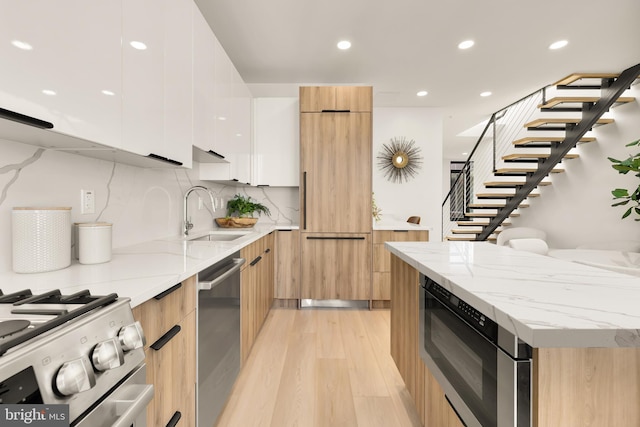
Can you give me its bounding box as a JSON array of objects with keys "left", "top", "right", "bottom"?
[
  {"left": 163, "top": 0, "right": 193, "bottom": 168},
  {"left": 213, "top": 37, "right": 233, "bottom": 156},
  {"left": 253, "top": 98, "right": 299, "bottom": 186},
  {"left": 193, "top": 7, "right": 218, "bottom": 156},
  {"left": 229, "top": 70, "right": 252, "bottom": 184},
  {"left": 122, "top": 0, "right": 165, "bottom": 161},
  {"left": 0, "top": 0, "right": 122, "bottom": 147}
]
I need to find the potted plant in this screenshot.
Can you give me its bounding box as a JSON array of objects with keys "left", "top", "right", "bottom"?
[
  {"left": 215, "top": 194, "right": 271, "bottom": 228},
  {"left": 609, "top": 139, "right": 640, "bottom": 221}
]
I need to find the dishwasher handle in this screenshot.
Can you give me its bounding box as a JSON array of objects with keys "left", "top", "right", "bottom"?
[{"left": 198, "top": 258, "right": 246, "bottom": 291}]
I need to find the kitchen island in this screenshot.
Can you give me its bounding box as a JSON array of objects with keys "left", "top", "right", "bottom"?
[{"left": 386, "top": 241, "right": 640, "bottom": 427}]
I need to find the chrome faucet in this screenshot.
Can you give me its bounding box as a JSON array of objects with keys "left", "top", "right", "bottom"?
[{"left": 184, "top": 186, "right": 216, "bottom": 236}]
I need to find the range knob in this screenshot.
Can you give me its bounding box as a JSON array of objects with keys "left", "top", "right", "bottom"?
[
  {"left": 92, "top": 338, "right": 125, "bottom": 371},
  {"left": 118, "top": 321, "right": 145, "bottom": 351},
  {"left": 55, "top": 357, "right": 96, "bottom": 396}
]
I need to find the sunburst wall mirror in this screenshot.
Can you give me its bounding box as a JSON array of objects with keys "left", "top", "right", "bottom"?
[{"left": 377, "top": 137, "right": 423, "bottom": 183}]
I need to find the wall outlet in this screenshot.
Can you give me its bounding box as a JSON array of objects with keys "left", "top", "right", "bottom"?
[{"left": 81, "top": 189, "right": 95, "bottom": 214}]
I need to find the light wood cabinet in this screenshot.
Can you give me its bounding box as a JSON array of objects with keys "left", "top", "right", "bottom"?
[
  {"left": 389, "top": 254, "right": 425, "bottom": 422},
  {"left": 300, "top": 112, "right": 372, "bottom": 233},
  {"left": 133, "top": 275, "right": 196, "bottom": 427},
  {"left": 373, "top": 230, "right": 429, "bottom": 301},
  {"left": 299, "top": 86, "right": 372, "bottom": 112},
  {"left": 240, "top": 234, "right": 275, "bottom": 363},
  {"left": 275, "top": 229, "right": 300, "bottom": 300},
  {"left": 301, "top": 233, "right": 372, "bottom": 300}
]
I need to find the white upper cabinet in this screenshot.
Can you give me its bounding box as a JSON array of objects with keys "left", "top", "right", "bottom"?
[
  {"left": 253, "top": 98, "right": 299, "bottom": 187},
  {"left": 0, "top": 0, "right": 122, "bottom": 147},
  {"left": 163, "top": 0, "right": 193, "bottom": 168},
  {"left": 122, "top": 0, "right": 193, "bottom": 167},
  {"left": 199, "top": 30, "right": 252, "bottom": 183}
]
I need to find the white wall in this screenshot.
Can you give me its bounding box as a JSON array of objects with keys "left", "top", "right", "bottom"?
[
  {"left": 511, "top": 84, "right": 640, "bottom": 248},
  {"left": 373, "top": 108, "right": 444, "bottom": 239},
  {"left": 0, "top": 138, "right": 297, "bottom": 273}
]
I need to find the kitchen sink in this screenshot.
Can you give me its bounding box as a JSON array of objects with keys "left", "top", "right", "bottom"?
[{"left": 187, "top": 231, "right": 252, "bottom": 242}]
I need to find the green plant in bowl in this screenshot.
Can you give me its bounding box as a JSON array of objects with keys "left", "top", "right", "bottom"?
[{"left": 225, "top": 194, "right": 271, "bottom": 217}]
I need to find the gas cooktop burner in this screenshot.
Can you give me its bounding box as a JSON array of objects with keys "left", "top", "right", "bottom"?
[
  {"left": 0, "top": 289, "right": 118, "bottom": 355},
  {"left": 0, "top": 319, "right": 30, "bottom": 338}
]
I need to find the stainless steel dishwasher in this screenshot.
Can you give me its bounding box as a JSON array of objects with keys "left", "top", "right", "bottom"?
[{"left": 197, "top": 252, "right": 245, "bottom": 427}]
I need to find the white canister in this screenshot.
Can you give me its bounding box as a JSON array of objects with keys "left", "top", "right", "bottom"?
[
  {"left": 12, "top": 207, "right": 72, "bottom": 273},
  {"left": 78, "top": 222, "right": 112, "bottom": 265}
]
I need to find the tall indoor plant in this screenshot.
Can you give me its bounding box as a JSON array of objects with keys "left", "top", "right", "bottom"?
[{"left": 609, "top": 139, "right": 640, "bottom": 221}]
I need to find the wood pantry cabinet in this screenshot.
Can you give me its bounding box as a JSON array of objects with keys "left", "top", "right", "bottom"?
[
  {"left": 240, "top": 233, "right": 275, "bottom": 363},
  {"left": 132, "top": 275, "right": 197, "bottom": 426},
  {"left": 373, "top": 230, "right": 429, "bottom": 302},
  {"left": 299, "top": 86, "right": 372, "bottom": 302}
]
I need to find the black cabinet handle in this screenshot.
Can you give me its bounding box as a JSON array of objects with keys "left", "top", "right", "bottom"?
[
  {"left": 303, "top": 171, "right": 307, "bottom": 230},
  {"left": 147, "top": 153, "right": 183, "bottom": 166},
  {"left": 207, "top": 150, "right": 225, "bottom": 159},
  {"left": 150, "top": 325, "right": 181, "bottom": 351},
  {"left": 166, "top": 411, "right": 182, "bottom": 427},
  {"left": 153, "top": 283, "right": 182, "bottom": 300},
  {"left": 257, "top": 184, "right": 270, "bottom": 187},
  {"left": 0, "top": 107, "right": 54, "bottom": 129},
  {"left": 278, "top": 229, "right": 293, "bottom": 232},
  {"left": 393, "top": 230, "right": 409, "bottom": 233},
  {"left": 249, "top": 256, "right": 262, "bottom": 267},
  {"left": 265, "top": 248, "right": 271, "bottom": 254},
  {"left": 306, "top": 236, "right": 366, "bottom": 240},
  {"left": 232, "top": 178, "right": 239, "bottom": 182},
  {"left": 321, "top": 109, "right": 350, "bottom": 113}
]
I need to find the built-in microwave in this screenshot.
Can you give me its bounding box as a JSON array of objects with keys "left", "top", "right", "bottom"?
[{"left": 419, "top": 274, "right": 532, "bottom": 427}]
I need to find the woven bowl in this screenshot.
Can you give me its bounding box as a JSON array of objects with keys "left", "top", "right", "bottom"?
[{"left": 215, "top": 217, "right": 258, "bottom": 228}]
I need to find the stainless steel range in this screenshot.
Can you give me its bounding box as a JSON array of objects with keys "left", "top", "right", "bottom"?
[{"left": 0, "top": 288, "right": 153, "bottom": 426}]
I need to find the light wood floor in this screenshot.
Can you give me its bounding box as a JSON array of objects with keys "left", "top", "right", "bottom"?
[{"left": 215, "top": 307, "right": 422, "bottom": 427}]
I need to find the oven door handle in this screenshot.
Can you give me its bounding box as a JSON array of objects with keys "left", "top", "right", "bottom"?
[{"left": 112, "top": 384, "right": 155, "bottom": 427}]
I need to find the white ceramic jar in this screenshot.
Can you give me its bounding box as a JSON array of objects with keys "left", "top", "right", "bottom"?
[
  {"left": 12, "top": 207, "right": 72, "bottom": 273},
  {"left": 78, "top": 222, "right": 112, "bottom": 265}
]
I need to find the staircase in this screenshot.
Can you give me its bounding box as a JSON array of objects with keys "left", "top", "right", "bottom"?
[{"left": 442, "top": 63, "right": 640, "bottom": 242}]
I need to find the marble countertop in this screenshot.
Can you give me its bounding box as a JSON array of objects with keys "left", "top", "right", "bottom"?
[
  {"left": 385, "top": 241, "right": 640, "bottom": 348},
  {"left": 0, "top": 224, "right": 296, "bottom": 307}
]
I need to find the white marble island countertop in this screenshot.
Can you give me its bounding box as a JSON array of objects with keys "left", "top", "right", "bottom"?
[
  {"left": 386, "top": 241, "right": 640, "bottom": 348},
  {"left": 0, "top": 224, "right": 296, "bottom": 307}
]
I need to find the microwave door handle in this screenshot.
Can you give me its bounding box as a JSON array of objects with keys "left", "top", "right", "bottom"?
[{"left": 112, "top": 384, "right": 155, "bottom": 427}]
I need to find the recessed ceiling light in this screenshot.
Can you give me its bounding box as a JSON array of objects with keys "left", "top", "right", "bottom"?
[
  {"left": 217, "top": 116, "right": 227, "bottom": 121},
  {"left": 549, "top": 40, "right": 568, "bottom": 50},
  {"left": 337, "top": 40, "right": 351, "bottom": 50},
  {"left": 129, "top": 41, "right": 147, "bottom": 50},
  {"left": 11, "top": 40, "right": 33, "bottom": 50},
  {"left": 480, "top": 91, "right": 492, "bottom": 97},
  {"left": 458, "top": 40, "right": 475, "bottom": 50},
  {"left": 235, "top": 133, "right": 242, "bottom": 137},
  {"left": 416, "top": 90, "right": 428, "bottom": 97},
  {"left": 101, "top": 90, "right": 115, "bottom": 96},
  {"left": 462, "top": 152, "right": 468, "bottom": 156},
  {"left": 42, "top": 89, "right": 56, "bottom": 96}
]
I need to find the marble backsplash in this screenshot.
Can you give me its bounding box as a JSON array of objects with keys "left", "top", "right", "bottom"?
[{"left": 0, "top": 138, "right": 299, "bottom": 273}]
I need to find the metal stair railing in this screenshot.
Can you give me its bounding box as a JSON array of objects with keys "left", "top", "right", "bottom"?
[
  {"left": 441, "top": 88, "right": 545, "bottom": 240},
  {"left": 476, "top": 62, "right": 640, "bottom": 240}
]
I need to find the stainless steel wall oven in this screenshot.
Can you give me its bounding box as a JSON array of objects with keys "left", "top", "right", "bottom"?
[{"left": 419, "top": 274, "right": 532, "bottom": 427}]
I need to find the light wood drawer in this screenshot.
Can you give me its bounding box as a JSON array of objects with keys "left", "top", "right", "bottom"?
[
  {"left": 132, "top": 275, "right": 196, "bottom": 349},
  {"left": 373, "top": 230, "right": 429, "bottom": 244}
]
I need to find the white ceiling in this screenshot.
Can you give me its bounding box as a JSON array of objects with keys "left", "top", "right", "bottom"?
[{"left": 195, "top": 0, "right": 640, "bottom": 158}]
